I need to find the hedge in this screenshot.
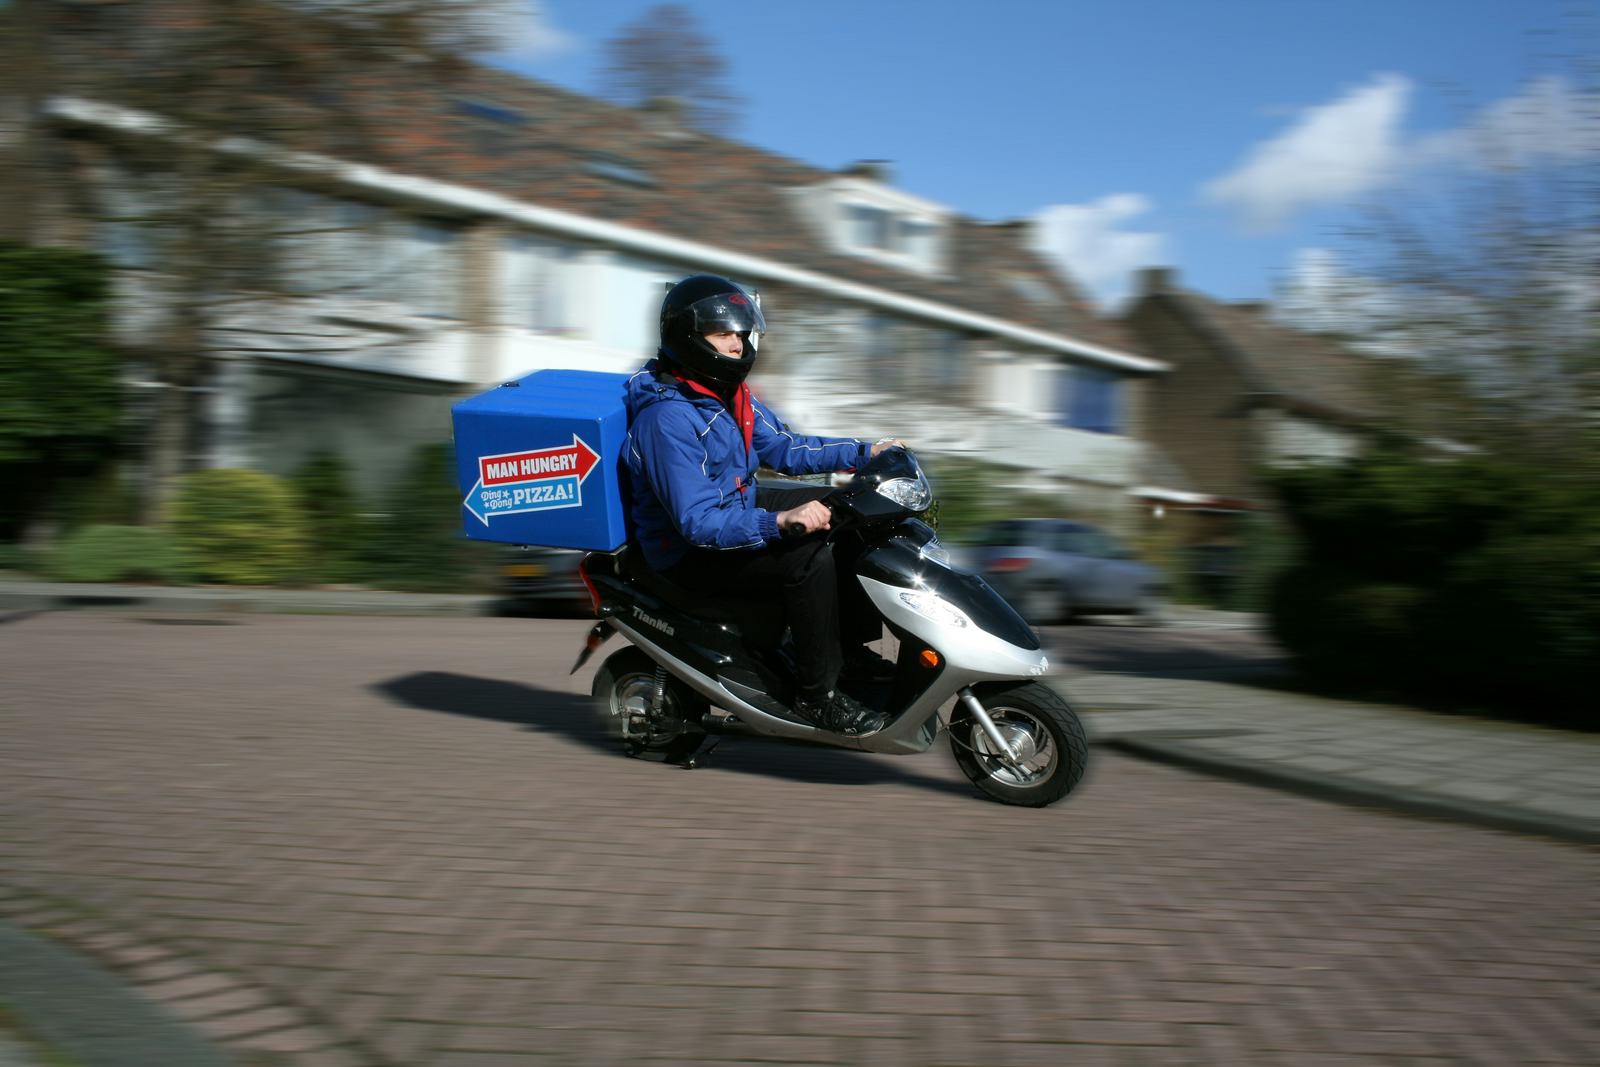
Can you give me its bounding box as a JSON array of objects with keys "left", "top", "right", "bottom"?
[{"left": 1267, "top": 449, "right": 1599, "bottom": 729}]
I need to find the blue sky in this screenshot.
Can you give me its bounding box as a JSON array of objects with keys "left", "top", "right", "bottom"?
[{"left": 488, "top": 0, "right": 1595, "bottom": 310}]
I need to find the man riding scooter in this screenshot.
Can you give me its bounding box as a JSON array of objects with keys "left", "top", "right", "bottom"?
[{"left": 623, "top": 274, "right": 901, "bottom": 736}]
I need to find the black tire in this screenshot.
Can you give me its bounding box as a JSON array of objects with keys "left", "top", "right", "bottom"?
[
  {"left": 1133, "top": 590, "right": 1168, "bottom": 627},
  {"left": 591, "top": 646, "right": 705, "bottom": 763},
  {"left": 949, "top": 681, "right": 1088, "bottom": 807}
]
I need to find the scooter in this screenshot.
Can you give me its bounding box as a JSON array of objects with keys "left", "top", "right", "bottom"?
[{"left": 571, "top": 447, "right": 1088, "bottom": 807}]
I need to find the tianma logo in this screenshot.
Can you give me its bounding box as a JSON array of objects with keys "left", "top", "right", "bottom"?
[{"left": 631, "top": 606, "right": 676, "bottom": 637}]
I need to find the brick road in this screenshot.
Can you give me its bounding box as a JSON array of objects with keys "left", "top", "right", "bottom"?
[{"left": 1, "top": 612, "right": 1595, "bottom": 1066}]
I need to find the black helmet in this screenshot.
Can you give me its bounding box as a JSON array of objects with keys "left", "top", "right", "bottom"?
[{"left": 658, "top": 274, "right": 766, "bottom": 391}]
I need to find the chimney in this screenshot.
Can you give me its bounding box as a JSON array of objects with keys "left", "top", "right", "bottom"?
[
  {"left": 1138, "top": 266, "right": 1177, "bottom": 296},
  {"left": 640, "top": 96, "right": 693, "bottom": 137},
  {"left": 841, "top": 159, "right": 894, "bottom": 185}
]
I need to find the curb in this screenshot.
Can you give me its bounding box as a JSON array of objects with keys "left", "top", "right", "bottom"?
[
  {"left": 0, "top": 886, "right": 384, "bottom": 1067},
  {"left": 1103, "top": 736, "right": 1600, "bottom": 847},
  {"left": 0, "top": 583, "right": 495, "bottom": 619},
  {"left": 0, "top": 921, "right": 235, "bottom": 1067}
]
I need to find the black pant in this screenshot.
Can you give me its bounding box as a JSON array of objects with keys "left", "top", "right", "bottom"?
[{"left": 663, "top": 485, "right": 877, "bottom": 701}]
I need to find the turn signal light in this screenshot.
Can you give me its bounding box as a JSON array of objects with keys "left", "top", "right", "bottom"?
[{"left": 919, "top": 648, "right": 941, "bottom": 669}]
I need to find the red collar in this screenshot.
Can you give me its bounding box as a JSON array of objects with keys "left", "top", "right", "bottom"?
[{"left": 675, "top": 375, "right": 754, "bottom": 457}]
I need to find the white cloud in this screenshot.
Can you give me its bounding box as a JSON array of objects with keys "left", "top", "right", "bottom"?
[
  {"left": 1415, "top": 76, "right": 1600, "bottom": 170},
  {"left": 1205, "top": 74, "right": 1412, "bottom": 232},
  {"left": 1206, "top": 75, "right": 1600, "bottom": 233},
  {"left": 1031, "top": 194, "right": 1167, "bottom": 311}
]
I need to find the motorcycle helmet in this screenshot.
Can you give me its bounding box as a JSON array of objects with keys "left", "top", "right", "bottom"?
[{"left": 658, "top": 274, "right": 766, "bottom": 391}]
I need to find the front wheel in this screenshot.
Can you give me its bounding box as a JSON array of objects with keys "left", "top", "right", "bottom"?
[
  {"left": 592, "top": 646, "right": 705, "bottom": 763},
  {"left": 949, "top": 681, "right": 1088, "bottom": 807}
]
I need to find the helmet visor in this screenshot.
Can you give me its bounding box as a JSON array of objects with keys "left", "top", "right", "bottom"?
[{"left": 684, "top": 291, "right": 766, "bottom": 351}]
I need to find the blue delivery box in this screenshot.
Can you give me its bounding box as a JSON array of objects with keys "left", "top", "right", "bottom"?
[{"left": 451, "top": 369, "right": 631, "bottom": 550}]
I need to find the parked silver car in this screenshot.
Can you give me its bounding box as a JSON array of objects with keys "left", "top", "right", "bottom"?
[{"left": 964, "top": 519, "right": 1165, "bottom": 625}]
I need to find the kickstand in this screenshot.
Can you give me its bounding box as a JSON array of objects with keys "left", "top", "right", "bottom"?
[{"left": 681, "top": 735, "right": 726, "bottom": 770}]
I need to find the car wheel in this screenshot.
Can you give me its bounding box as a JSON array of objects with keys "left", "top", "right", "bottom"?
[
  {"left": 1020, "top": 585, "right": 1067, "bottom": 626},
  {"left": 1133, "top": 590, "right": 1167, "bottom": 627}
]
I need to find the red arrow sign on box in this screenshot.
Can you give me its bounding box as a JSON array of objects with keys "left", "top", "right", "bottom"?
[{"left": 478, "top": 435, "right": 599, "bottom": 488}]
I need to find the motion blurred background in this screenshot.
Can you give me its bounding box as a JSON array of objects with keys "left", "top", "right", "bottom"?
[{"left": 0, "top": 0, "right": 1594, "bottom": 725}]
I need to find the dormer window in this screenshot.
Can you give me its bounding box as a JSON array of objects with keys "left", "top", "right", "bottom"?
[
  {"left": 848, "top": 207, "right": 939, "bottom": 263},
  {"left": 584, "top": 153, "right": 656, "bottom": 188},
  {"left": 792, "top": 172, "right": 950, "bottom": 276}
]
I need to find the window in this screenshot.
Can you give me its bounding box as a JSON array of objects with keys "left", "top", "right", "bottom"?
[
  {"left": 453, "top": 99, "right": 528, "bottom": 126},
  {"left": 268, "top": 192, "right": 461, "bottom": 314},
  {"left": 847, "top": 205, "right": 939, "bottom": 260},
  {"left": 849, "top": 205, "right": 893, "bottom": 251},
  {"left": 1058, "top": 365, "right": 1125, "bottom": 434},
  {"left": 861, "top": 313, "right": 905, "bottom": 391},
  {"left": 597, "top": 255, "right": 679, "bottom": 351},
  {"left": 584, "top": 154, "right": 656, "bottom": 188},
  {"left": 896, "top": 218, "right": 937, "bottom": 261},
  {"left": 389, "top": 220, "right": 460, "bottom": 318},
  {"left": 928, "top": 333, "right": 967, "bottom": 394},
  {"left": 97, "top": 163, "right": 176, "bottom": 270},
  {"left": 503, "top": 235, "right": 581, "bottom": 335}
]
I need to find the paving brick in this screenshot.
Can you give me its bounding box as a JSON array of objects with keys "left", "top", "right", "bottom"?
[{"left": 2, "top": 613, "right": 1595, "bottom": 1067}]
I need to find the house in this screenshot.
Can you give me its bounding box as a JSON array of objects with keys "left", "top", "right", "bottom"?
[
  {"left": 10, "top": 1, "right": 1166, "bottom": 535},
  {"left": 1120, "top": 266, "right": 1412, "bottom": 598}
]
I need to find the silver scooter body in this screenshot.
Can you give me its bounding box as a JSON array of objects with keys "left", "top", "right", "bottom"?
[{"left": 581, "top": 448, "right": 1047, "bottom": 754}]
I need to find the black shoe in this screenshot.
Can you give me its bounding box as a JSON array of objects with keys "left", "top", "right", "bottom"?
[
  {"left": 793, "top": 690, "right": 889, "bottom": 737},
  {"left": 840, "top": 647, "right": 895, "bottom": 684}
]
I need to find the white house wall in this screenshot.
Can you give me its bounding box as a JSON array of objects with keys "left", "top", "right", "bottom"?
[
  {"left": 61, "top": 96, "right": 1162, "bottom": 511},
  {"left": 1259, "top": 410, "right": 1362, "bottom": 464}
]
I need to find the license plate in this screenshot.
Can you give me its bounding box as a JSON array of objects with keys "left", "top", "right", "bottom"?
[{"left": 505, "top": 563, "right": 546, "bottom": 577}]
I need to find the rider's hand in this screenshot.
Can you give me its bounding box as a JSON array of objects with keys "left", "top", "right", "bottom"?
[
  {"left": 776, "top": 499, "right": 831, "bottom": 537},
  {"left": 870, "top": 438, "right": 906, "bottom": 458}
]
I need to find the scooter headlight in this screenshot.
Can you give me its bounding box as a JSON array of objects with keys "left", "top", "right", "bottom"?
[
  {"left": 876, "top": 474, "right": 932, "bottom": 511},
  {"left": 897, "top": 589, "right": 972, "bottom": 629}
]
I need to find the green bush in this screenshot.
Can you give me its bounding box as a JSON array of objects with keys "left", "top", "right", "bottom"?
[
  {"left": 0, "top": 541, "right": 37, "bottom": 573},
  {"left": 166, "top": 469, "right": 308, "bottom": 585},
  {"left": 1267, "top": 449, "right": 1599, "bottom": 728},
  {"left": 924, "top": 456, "right": 1073, "bottom": 543},
  {"left": 291, "top": 450, "right": 374, "bottom": 584},
  {"left": 352, "top": 442, "right": 493, "bottom": 592},
  {"left": 44, "top": 524, "right": 192, "bottom": 583},
  {"left": 0, "top": 242, "right": 124, "bottom": 541}
]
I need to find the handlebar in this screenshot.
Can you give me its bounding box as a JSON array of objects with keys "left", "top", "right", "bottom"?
[{"left": 783, "top": 492, "right": 846, "bottom": 539}]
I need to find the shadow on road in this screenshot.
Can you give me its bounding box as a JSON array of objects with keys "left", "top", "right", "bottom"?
[{"left": 374, "top": 671, "right": 977, "bottom": 799}]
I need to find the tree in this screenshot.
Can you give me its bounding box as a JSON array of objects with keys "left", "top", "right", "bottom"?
[
  {"left": 0, "top": 242, "right": 122, "bottom": 541},
  {"left": 1333, "top": 63, "right": 1600, "bottom": 476},
  {"left": 0, "top": 0, "right": 507, "bottom": 521},
  {"left": 599, "top": 4, "right": 743, "bottom": 134}
]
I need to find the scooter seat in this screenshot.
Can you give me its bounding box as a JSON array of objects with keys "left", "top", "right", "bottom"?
[{"left": 620, "top": 547, "right": 786, "bottom": 645}]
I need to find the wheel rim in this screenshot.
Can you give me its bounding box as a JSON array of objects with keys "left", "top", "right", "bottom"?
[
  {"left": 610, "top": 671, "right": 687, "bottom": 747},
  {"left": 970, "top": 706, "right": 1058, "bottom": 787}
]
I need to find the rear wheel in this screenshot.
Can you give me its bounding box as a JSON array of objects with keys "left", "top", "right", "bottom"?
[
  {"left": 592, "top": 647, "right": 705, "bottom": 763},
  {"left": 949, "top": 681, "right": 1088, "bottom": 807}
]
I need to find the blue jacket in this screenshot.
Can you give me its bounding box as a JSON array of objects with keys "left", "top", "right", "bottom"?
[{"left": 624, "top": 356, "right": 870, "bottom": 570}]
